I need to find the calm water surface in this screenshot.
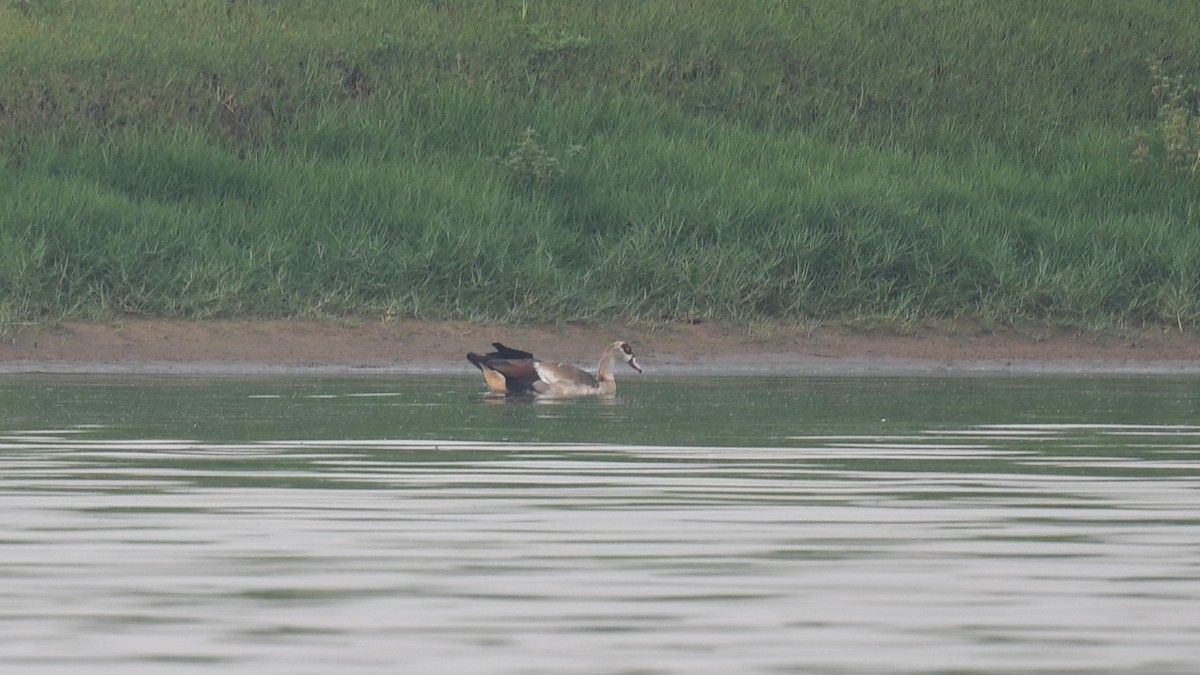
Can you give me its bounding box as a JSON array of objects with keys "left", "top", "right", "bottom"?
[{"left": 2, "top": 374, "right": 1200, "bottom": 673}]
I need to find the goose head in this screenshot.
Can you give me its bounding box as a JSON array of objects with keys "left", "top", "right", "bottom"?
[{"left": 615, "top": 341, "right": 642, "bottom": 373}]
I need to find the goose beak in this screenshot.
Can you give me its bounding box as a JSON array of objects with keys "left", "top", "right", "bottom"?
[{"left": 628, "top": 356, "right": 642, "bottom": 373}]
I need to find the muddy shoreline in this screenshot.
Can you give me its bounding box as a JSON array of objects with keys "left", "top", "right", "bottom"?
[{"left": 3, "top": 319, "right": 1199, "bottom": 376}]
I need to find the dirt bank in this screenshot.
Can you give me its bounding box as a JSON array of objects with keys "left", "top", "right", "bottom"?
[{"left": 2, "top": 319, "right": 1199, "bottom": 375}]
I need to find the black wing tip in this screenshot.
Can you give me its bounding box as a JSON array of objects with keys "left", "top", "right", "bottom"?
[{"left": 490, "top": 342, "right": 534, "bottom": 360}]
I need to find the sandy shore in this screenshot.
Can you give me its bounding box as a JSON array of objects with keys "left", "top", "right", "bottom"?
[{"left": 2, "top": 318, "right": 1199, "bottom": 375}]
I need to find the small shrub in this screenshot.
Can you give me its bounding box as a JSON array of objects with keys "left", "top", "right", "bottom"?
[
  {"left": 492, "top": 127, "right": 582, "bottom": 189},
  {"left": 1133, "top": 62, "right": 1200, "bottom": 173}
]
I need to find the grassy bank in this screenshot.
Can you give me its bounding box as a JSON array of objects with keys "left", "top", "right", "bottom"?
[{"left": 3, "top": 0, "right": 1200, "bottom": 331}]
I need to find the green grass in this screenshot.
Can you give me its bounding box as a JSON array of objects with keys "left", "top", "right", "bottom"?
[{"left": 2, "top": 0, "right": 1200, "bottom": 332}]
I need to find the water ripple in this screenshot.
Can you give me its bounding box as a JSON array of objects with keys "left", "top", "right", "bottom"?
[{"left": 1, "top": 422, "right": 1199, "bottom": 673}]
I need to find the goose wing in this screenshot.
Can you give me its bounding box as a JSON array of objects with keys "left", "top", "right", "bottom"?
[
  {"left": 490, "top": 343, "right": 534, "bottom": 359},
  {"left": 467, "top": 351, "right": 541, "bottom": 394}
]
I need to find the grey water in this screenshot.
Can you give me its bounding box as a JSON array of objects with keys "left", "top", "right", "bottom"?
[{"left": 2, "top": 374, "right": 1200, "bottom": 674}]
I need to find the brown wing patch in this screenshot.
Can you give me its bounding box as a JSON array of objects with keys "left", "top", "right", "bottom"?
[{"left": 468, "top": 348, "right": 541, "bottom": 394}]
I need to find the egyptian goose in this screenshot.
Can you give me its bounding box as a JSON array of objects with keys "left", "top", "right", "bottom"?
[{"left": 466, "top": 341, "right": 642, "bottom": 397}]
